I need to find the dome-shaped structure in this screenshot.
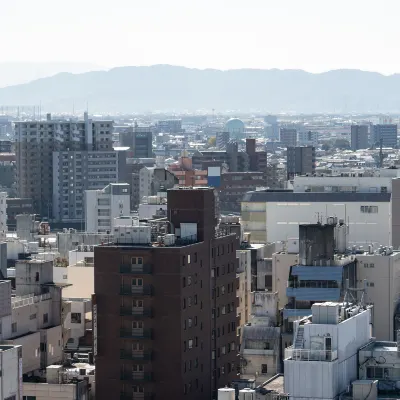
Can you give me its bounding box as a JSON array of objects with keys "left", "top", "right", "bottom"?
[{"left": 224, "top": 118, "right": 245, "bottom": 139}]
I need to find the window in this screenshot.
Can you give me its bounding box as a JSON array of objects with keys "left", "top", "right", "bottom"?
[
  {"left": 71, "top": 313, "right": 82, "bottom": 324},
  {"left": 43, "top": 313, "right": 48, "bottom": 324},
  {"left": 11, "top": 322, "right": 17, "bottom": 333},
  {"left": 367, "top": 282, "right": 375, "bottom": 287},
  {"left": 182, "top": 277, "right": 186, "bottom": 288},
  {"left": 360, "top": 205, "right": 378, "bottom": 214},
  {"left": 194, "top": 316, "right": 198, "bottom": 326},
  {"left": 222, "top": 306, "right": 226, "bottom": 315},
  {"left": 187, "top": 276, "right": 192, "bottom": 286},
  {"left": 221, "top": 366, "right": 225, "bottom": 375},
  {"left": 133, "top": 300, "right": 143, "bottom": 307},
  {"left": 221, "top": 346, "right": 226, "bottom": 355},
  {"left": 188, "top": 255, "right": 191, "bottom": 264},
  {"left": 30, "top": 313, "right": 37, "bottom": 320},
  {"left": 132, "top": 278, "right": 143, "bottom": 287},
  {"left": 132, "top": 386, "right": 144, "bottom": 393},
  {"left": 262, "top": 364, "right": 268, "bottom": 374},
  {"left": 183, "top": 341, "right": 186, "bottom": 352},
  {"left": 188, "top": 297, "right": 192, "bottom": 307},
  {"left": 182, "top": 256, "right": 186, "bottom": 266},
  {"left": 188, "top": 318, "right": 192, "bottom": 328},
  {"left": 188, "top": 339, "right": 193, "bottom": 349},
  {"left": 131, "top": 257, "right": 143, "bottom": 265},
  {"left": 221, "top": 286, "right": 225, "bottom": 295},
  {"left": 23, "top": 397, "right": 36, "bottom": 400},
  {"left": 183, "top": 299, "right": 186, "bottom": 309}
]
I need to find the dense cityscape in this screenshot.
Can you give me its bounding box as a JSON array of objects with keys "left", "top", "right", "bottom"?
[{"left": 0, "top": 108, "right": 398, "bottom": 400}]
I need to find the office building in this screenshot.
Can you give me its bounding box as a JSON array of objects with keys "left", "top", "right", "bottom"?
[
  {"left": 284, "top": 303, "right": 372, "bottom": 400},
  {"left": 372, "top": 124, "right": 398, "bottom": 148},
  {"left": 94, "top": 187, "right": 239, "bottom": 400},
  {"left": 286, "top": 146, "right": 315, "bottom": 179},
  {"left": 246, "top": 138, "right": 267, "bottom": 173},
  {"left": 85, "top": 183, "right": 130, "bottom": 233},
  {"left": 297, "top": 130, "right": 318, "bottom": 147},
  {"left": 351, "top": 125, "right": 369, "bottom": 150},
  {"left": 156, "top": 119, "right": 182, "bottom": 133},
  {"left": 15, "top": 113, "right": 115, "bottom": 218},
  {"left": 133, "top": 127, "right": 153, "bottom": 158},
  {"left": 279, "top": 128, "right": 297, "bottom": 147},
  {"left": 52, "top": 149, "right": 127, "bottom": 223},
  {"left": 216, "top": 131, "right": 230, "bottom": 150}
]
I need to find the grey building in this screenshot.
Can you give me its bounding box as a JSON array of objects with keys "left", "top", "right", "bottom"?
[
  {"left": 15, "top": 113, "right": 115, "bottom": 219},
  {"left": 286, "top": 146, "right": 315, "bottom": 179},
  {"left": 216, "top": 131, "right": 230, "bottom": 150},
  {"left": 52, "top": 149, "right": 127, "bottom": 223},
  {"left": 280, "top": 128, "right": 297, "bottom": 147},
  {"left": 156, "top": 119, "right": 182, "bottom": 133},
  {"left": 6, "top": 198, "right": 34, "bottom": 227},
  {"left": 264, "top": 115, "right": 279, "bottom": 140},
  {"left": 373, "top": 124, "right": 398, "bottom": 148},
  {"left": 351, "top": 125, "right": 369, "bottom": 150},
  {"left": 133, "top": 127, "right": 153, "bottom": 158}
]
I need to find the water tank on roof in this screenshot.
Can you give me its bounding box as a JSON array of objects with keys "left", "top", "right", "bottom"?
[
  {"left": 239, "top": 388, "right": 256, "bottom": 400},
  {"left": 218, "top": 388, "right": 235, "bottom": 400}
]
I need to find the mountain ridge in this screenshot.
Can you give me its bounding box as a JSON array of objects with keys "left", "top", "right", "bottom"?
[{"left": 0, "top": 64, "right": 399, "bottom": 113}]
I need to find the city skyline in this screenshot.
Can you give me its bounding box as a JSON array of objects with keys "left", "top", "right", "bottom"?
[{"left": 3, "top": 0, "right": 400, "bottom": 75}]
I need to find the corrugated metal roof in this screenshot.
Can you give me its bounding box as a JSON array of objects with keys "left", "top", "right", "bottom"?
[
  {"left": 286, "top": 287, "right": 341, "bottom": 301},
  {"left": 291, "top": 266, "right": 343, "bottom": 281}
]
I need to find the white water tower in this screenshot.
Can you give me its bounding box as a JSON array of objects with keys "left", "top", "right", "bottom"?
[
  {"left": 239, "top": 388, "right": 256, "bottom": 400},
  {"left": 218, "top": 387, "right": 235, "bottom": 400}
]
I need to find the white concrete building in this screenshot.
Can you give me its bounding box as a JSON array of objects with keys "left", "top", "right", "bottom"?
[
  {"left": 139, "top": 166, "right": 155, "bottom": 203},
  {"left": 0, "top": 344, "right": 23, "bottom": 400},
  {"left": 297, "top": 130, "right": 318, "bottom": 147},
  {"left": 138, "top": 191, "right": 167, "bottom": 219},
  {"left": 85, "top": 183, "right": 130, "bottom": 233},
  {"left": 0, "top": 192, "right": 6, "bottom": 238},
  {"left": 284, "top": 302, "right": 373, "bottom": 400}
]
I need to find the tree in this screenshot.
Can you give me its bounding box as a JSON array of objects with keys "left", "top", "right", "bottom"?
[
  {"left": 321, "top": 143, "right": 331, "bottom": 151},
  {"left": 207, "top": 137, "right": 216, "bottom": 147},
  {"left": 334, "top": 139, "right": 350, "bottom": 149}
]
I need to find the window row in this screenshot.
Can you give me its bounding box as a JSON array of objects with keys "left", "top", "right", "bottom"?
[
  {"left": 212, "top": 303, "right": 235, "bottom": 318},
  {"left": 183, "top": 357, "right": 201, "bottom": 372},
  {"left": 183, "top": 296, "right": 200, "bottom": 309},
  {"left": 212, "top": 323, "right": 236, "bottom": 338},
  {"left": 183, "top": 379, "right": 202, "bottom": 395},
  {"left": 212, "top": 243, "right": 234, "bottom": 258},
  {"left": 211, "top": 263, "right": 235, "bottom": 277},
  {"left": 183, "top": 337, "right": 199, "bottom": 351},
  {"left": 182, "top": 252, "right": 198, "bottom": 266},
  {"left": 212, "top": 282, "right": 235, "bottom": 298}
]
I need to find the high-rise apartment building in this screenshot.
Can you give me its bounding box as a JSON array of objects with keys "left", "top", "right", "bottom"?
[
  {"left": 216, "top": 131, "right": 230, "bottom": 150},
  {"left": 85, "top": 183, "right": 130, "bottom": 233},
  {"left": 286, "top": 146, "right": 315, "bottom": 179},
  {"left": 94, "top": 187, "right": 239, "bottom": 400},
  {"left": 264, "top": 115, "right": 279, "bottom": 140},
  {"left": 297, "top": 130, "right": 318, "bottom": 147},
  {"left": 372, "top": 124, "right": 398, "bottom": 148},
  {"left": 133, "top": 127, "right": 153, "bottom": 158},
  {"left": 15, "top": 113, "right": 115, "bottom": 218},
  {"left": 52, "top": 149, "right": 127, "bottom": 222},
  {"left": 350, "top": 125, "right": 369, "bottom": 150},
  {"left": 279, "top": 128, "right": 297, "bottom": 147}
]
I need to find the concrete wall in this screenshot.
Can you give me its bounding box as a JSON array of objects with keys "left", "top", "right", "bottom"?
[
  {"left": 23, "top": 382, "right": 78, "bottom": 400},
  {"left": 0, "top": 345, "right": 22, "bottom": 399},
  {"left": 12, "top": 331, "right": 41, "bottom": 373},
  {"left": 42, "top": 325, "right": 63, "bottom": 367},
  {"left": 62, "top": 266, "right": 94, "bottom": 299}
]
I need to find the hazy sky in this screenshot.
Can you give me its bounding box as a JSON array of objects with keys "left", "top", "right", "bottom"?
[{"left": 2, "top": 0, "right": 399, "bottom": 74}]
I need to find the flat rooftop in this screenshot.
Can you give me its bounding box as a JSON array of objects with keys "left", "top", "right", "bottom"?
[
  {"left": 361, "top": 341, "right": 397, "bottom": 352},
  {"left": 258, "top": 374, "right": 284, "bottom": 394}
]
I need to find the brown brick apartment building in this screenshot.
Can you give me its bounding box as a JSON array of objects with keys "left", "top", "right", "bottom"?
[{"left": 94, "top": 187, "right": 240, "bottom": 400}]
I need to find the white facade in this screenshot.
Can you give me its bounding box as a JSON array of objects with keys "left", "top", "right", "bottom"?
[
  {"left": 139, "top": 167, "right": 154, "bottom": 203},
  {"left": 85, "top": 183, "right": 130, "bottom": 233},
  {"left": 284, "top": 304, "right": 373, "bottom": 400},
  {"left": 293, "top": 175, "right": 393, "bottom": 193},
  {"left": 297, "top": 131, "right": 318, "bottom": 147},
  {"left": 0, "top": 345, "right": 23, "bottom": 400},
  {"left": 266, "top": 201, "right": 391, "bottom": 246}
]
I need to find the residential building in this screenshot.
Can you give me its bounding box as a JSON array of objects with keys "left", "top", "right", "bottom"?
[
  {"left": 85, "top": 183, "right": 130, "bottom": 233},
  {"left": 133, "top": 127, "right": 153, "bottom": 158},
  {"left": 264, "top": 116, "right": 279, "bottom": 141},
  {"left": 156, "top": 119, "right": 182, "bottom": 133},
  {"left": 0, "top": 344, "right": 23, "bottom": 400},
  {"left": 351, "top": 125, "right": 369, "bottom": 150},
  {"left": 0, "top": 192, "right": 7, "bottom": 238},
  {"left": 246, "top": 138, "right": 267, "bottom": 173},
  {"left": 286, "top": 146, "right": 315, "bottom": 179},
  {"left": 372, "top": 124, "right": 398, "bottom": 148},
  {"left": 15, "top": 113, "right": 114, "bottom": 218},
  {"left": 52, "top": 148, "right": 127, "bottom": 223},
  {"left": 6, "top": 198, "right": 34, "bottom": 228},
  {"left": 284, "top": 303, "right": 372, "bottom": 400},
  {"left": 218, "top": 172, "right": 265, "bottom": 213},
  {"left": 216, "top": 131, "right": 230, "bottom": 150},
  {"left": 279, "top": 128, "right": 297, "bottom": 148},
  {"left": 94, "top": 187, "right": 239, "bottom": 400},
  {"left": 297, "top": 130, "right": 318, "bottom": 147}
]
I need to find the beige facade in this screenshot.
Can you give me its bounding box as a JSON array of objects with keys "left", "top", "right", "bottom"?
[
  {"left": 241, "top": 201, "right": 266, "bottom": 243},
  {"left": 272, "top": 252, "right": 299, "bottom": 309},
  {"left": 356, "top": 251, "right": 400, "bottom": 341},
  {"left": 236, "top": 249, "right": 252, "bottom": 332},
  {"left": 62, "top": 265, "right": 94, "bottom": 299},
  {"left": 23, "top": 380, "right": 90, "bottom": 400}
]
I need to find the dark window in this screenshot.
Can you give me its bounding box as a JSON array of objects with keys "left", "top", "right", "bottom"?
[
  {"left": 35, "top": 272, "right": 39, "bottom": 282},
  {"left": 182, "top": 277, "right": 186, "bottom": 288},
  {"left": 43, "top": 313, "right": 48, "bottom": 324},
  {"left": 183, "top": 299, "right": 186, "bottom": 309},
  {"left": 71, "top": 313, "right": 81, "bottom": 324},
  {"left": 265, "top": 275, "right": 272, "bottom": 288},
  {"left": 262, "top": 364, "right": 268, "bottom": 373}
]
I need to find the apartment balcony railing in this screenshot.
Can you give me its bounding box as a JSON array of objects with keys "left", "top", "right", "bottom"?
[
  {"left": 120, "top": 393, "right": 154, "bottom": 400},
  {"left": 120, "top": 307, "right": 153, "bottom": 318},
  {"left": 120, "top": 350, "right": 153, "bottom": 360},
  {"left": 284, "top": 346, "right": 338, "bottom": 361},
  {"left": 120, "top": 263, "right": 153, "bottom": 274},
  {"left": 120, "top": 372, "right": 153, "bottom": 382},
  {"left": 120, "top": 285, "right": 153, "bottom": 296},
  {"left": 120, "top": 328, "right": 153, "bottom": 339}
]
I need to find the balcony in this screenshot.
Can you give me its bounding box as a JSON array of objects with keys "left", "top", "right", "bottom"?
[
  {"left": 284, "top": 346, "right": 338, "bottom": 362},
  {"left": 120, "top": 372, "right": 153, "bottom": 382},
  {"left": 120, "top": 263, "right": 153, "bottom": 274},
  {"left": 120, "top": 393, "right": 154, "bottom": 400},
  {"left": 120, "top": 285, "right": 153, "bottom": 296},
  {"left": 120, "top": 328, "right": 153, "bottom": 339},
  {"left": 120, "top": 350, "right": 153, "bottom": 360},
  {"left": 120, "top": 307, "right": 153, "bottom": 318}
]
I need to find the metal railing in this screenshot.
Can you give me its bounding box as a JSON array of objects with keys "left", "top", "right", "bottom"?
[
  {"left": 284, "top": 346, "right": 338, "bottom": 361},
  {"left": 120, "top": 328, "right": 153, "bottom": 339},
  {"left": 120, "top": 350, "right": 153, "bottom": 360},
  {"left": 120, "top": 285, "right": 153, "bottom": 296},
  {"left": 120, "top": 307, "right": 153, "bottom": 317},
  {"left": 11, "top": 292, "right": 51, "bottom": 309},
  {"left": 120, "top": 263, "right": 153, "bottom": 274},
  {"left": 120, "top": 372, "right": 153, "bottom": 382}
]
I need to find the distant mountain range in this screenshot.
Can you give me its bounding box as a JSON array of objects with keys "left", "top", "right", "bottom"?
[
  {"left": 0, "top": 64, "right": 399, "bottom": 113},
  {"left": 0, "top": 62, "right": 104, "bottom": 88}
]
